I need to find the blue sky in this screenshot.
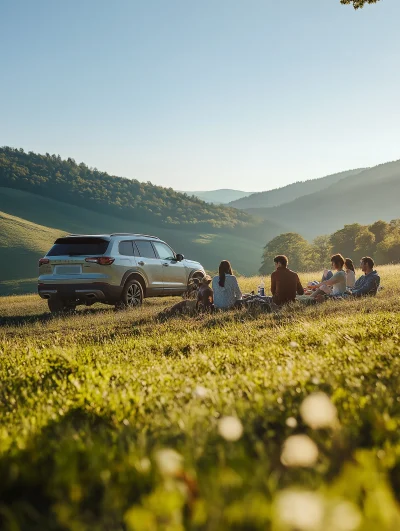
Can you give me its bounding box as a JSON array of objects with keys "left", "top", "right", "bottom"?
[{"left": 1, "top": 0, "right": 399, "bottom": 192}]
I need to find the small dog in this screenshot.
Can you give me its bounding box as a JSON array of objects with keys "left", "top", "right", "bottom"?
[
  {"left": 159, "top": 275, "right": 213, "bottom": 319},
  {"left": 183, "top": 277, "right": 201, "bottom": 299},
  {"left": 196, "top": 275, "right": 213, "bottom": 312}
]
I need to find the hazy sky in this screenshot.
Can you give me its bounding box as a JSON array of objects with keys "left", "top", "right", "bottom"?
[{"left": 1, "top": 0, "right": 399, "bottom": 192}]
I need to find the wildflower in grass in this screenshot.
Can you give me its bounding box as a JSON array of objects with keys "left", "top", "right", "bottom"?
[
  {"left": 286, "top": 416, "right": 297, "bottom": 428},
  {"left": 154, "top": 449, "right": 183, "bottom": 477},
  {"left": 218, "top": 416, "right": 243, "bottom": 441},
  {"left": 290, "top": 341, "right": 299, "bottom": 348},
  {"left": 328, "top": 501, "right": 362, "bottom": 531},
  {"left": 281, "top": 434, "right": 318, "bottom": 467},
  {"left": 275, "top": 490, "right": 324, "bottom": 530},
  {"left": 300, "top": 392, "right": 337, "bottom": 429},
  {"left": 193, "top": 385, "right": 209, "bottom": 399}
]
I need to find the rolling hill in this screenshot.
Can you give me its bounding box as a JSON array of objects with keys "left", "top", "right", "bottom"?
[
  {"left": 247, "top": 160, "right": 400, "bottom": 238},
  {"left": 0, "top": 188, "right": 281, "bottom": 294},
  {"left": 0, "top": 210, "right": 65, "bottom": 295},
  {"left": 183, "top": 189, "right": 253, "bottom": 204},
  {"left": 228, "top": 169, "right": 365, "bottom": 210},
  {"left": 0, "top": 147, "right": 256, "bottom": 231}
]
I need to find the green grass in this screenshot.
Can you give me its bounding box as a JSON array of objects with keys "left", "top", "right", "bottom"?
[
  {"left": 1, "top": 267, "right": 400, "bottom": 530},
  {"left": 0, "top": 188, "right": 281, "bottom": 292}
]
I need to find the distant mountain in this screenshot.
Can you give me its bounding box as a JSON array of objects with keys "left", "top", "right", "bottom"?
[
  {"left": 248, "top": 160, "right": 400, "bottom": 238},
  {"left": 183, "top": 189, "right": 254, "bottom": 204},
  {"left": 228, "top": 169, "right": 366, "bottom": 210}
]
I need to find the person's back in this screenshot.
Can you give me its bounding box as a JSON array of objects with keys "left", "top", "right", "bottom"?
[
  {"left": 212, "top": 260, "right": 242, "bottom": 310},
  {"left": 212, "top": 274, "right": 242, "bottom": 309},
  {"left": 271, "top": 265, "right": 304, "bottom": 305}
]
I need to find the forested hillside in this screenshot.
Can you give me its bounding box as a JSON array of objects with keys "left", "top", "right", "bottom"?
[
  {"left": 229, "top": 169, "right": 365, "bottom": 209},
  {"left": 247, "top": 160, "right": 400, "bottom": 238},
  {"left": 184, "top": 189, "right": 253, "bottom": 204},
  {"left": 0, "top": 147, "right": 257, "bottom": 231}
]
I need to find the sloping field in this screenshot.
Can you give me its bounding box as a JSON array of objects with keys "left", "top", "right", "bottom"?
[
  {"left": 0, "top": 188, "right": 279, "bottom": 292},
  {"left": 0, "top": 266, "right": 399, "bottom": 530},
  {"left": 0, "top": 210, "right": 65, "bottom": 294}
]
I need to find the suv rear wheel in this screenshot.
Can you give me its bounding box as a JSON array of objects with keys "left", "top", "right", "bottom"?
[{"left": 116, "top": 279, "right": 143, "bottom": 309}]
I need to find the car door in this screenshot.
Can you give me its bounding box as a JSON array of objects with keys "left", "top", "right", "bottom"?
[
  {"left": 134, "top": 240, "right": 164, "bottom": 295},
  {"left": 152, "top": 241, "right": 187, "bottom": 293}
]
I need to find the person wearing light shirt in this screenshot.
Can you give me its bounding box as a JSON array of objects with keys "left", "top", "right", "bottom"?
[
  {"left": 212, "top": 260, "right": 242, "bottom": 309},
  {"left": 345, "top": 258, "right": 356, "bottom": 288}
]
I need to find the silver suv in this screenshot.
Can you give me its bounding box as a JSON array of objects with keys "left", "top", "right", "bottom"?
[{"left": 38, "top": 233, "right": 206, "bottom": 312}]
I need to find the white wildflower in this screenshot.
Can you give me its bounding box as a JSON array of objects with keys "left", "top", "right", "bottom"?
[
  {"left": 281, "top": 434, "right": 318, "bottom": 467},
  {"left": 154, "top": 448, "right": 183, "bottom": 477},
  {"left": 218, "top": 416, "right": 243, "bottom": 441},
  {"left": 275, "top": 490, "right": 324, "bottom": 530},
  {"left": 194, "top": 385, "right": 209, "bottom": 399},
  {"left": 286, "top": 416, "right": 298, "bottom": 428},
  {"left": 300, "top": 392, "right": 337, "bottom": 429},
  {"left": 328, "top": 501, "right": 362, "bottom": 531}
]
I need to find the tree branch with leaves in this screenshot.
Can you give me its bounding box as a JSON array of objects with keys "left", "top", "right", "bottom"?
[{"left": 340, "top": 0, "right": 380, "bottom": 9}]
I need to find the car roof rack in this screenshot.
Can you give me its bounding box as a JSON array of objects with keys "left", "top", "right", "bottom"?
[
  {"left": 64, "top": 233, "right": 161, "bottom": 239},
  {"left": 110, "top": 233, "right": 161, "bottom": 239}
]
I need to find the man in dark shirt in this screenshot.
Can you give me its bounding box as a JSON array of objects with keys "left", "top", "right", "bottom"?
[{"left": 271, "top": 255, "right": 304, "bottom": 305}]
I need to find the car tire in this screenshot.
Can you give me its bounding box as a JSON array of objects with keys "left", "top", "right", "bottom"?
[
  {"left": 116, "top": 279, "right": 143, "bottom": 309},
  {"left": 48, "top": 296, "right": 66, "bottom": 314}
]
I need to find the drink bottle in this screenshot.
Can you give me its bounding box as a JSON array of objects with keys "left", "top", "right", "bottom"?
[{"left": 258, "top": 278, "right": 265, "bottom": 297}]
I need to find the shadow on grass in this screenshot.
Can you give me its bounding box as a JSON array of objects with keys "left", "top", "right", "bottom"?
[{"left": 0, "top": 307, "right": 113, "bottom": 327}]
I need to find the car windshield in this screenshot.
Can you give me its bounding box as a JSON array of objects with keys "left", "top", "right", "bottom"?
[{"left": 47, "top": 237, "right": 110, "bottom": 256}]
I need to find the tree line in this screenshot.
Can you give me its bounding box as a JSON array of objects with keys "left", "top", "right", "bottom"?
[
  {"left": 0, "top": 147, "right": 256, "bottom": 231},
  {"left": 260, "top": 220, "right": 400, "bottom": 274}
]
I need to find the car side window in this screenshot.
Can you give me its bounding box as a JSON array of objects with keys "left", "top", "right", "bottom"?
[
  {"left": 119, "top": 241, "right": 134, "bottom": 256},
  {"left": 134, "top": 240, "right": 157, "bottom": 258},
  {"left": 153, "top": 242, "right": 175, "bottom": 260}
]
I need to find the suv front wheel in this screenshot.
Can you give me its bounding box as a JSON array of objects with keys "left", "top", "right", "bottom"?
[{"left": 116, "top": 279, "right": 143, "bottom": 309}]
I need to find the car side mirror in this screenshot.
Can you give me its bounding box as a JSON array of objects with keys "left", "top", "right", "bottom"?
[{"left": 176, "top": 253, "right": 184, "bottom": 262}]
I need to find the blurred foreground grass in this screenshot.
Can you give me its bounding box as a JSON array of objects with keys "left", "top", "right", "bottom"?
[{"left": 0, "top": 266, "right": 400, "bottom": 530}]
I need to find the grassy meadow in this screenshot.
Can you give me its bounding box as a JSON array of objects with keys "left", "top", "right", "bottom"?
[{"left": 1, "top": 266, "right": 400, "bottom": 530}]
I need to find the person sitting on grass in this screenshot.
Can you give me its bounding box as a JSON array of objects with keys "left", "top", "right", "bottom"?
[
  {"left": 307, "top": 267, "right": 333, "bottom": 294},
  {"left": 346, "top": 256, "right": 380, "bottom": 297},
  {"left": 271, "top": 255, "right": 304, "bottom": 306},
  {"left": 212, "top": 260, "right": 242, "bottom": 310},
  {"left": 345, "top": 258, "right": 356, "bottom": 288},
  {"left": 310, "top": 254, "right": 347, "bottom": 299}
]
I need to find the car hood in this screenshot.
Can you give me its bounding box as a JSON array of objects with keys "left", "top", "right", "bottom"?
[{"left": 183, "top": 258, "right": 204, "bottom": 270}]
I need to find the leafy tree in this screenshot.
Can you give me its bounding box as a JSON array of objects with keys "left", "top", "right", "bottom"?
[
  {"left": 260, "top": 233, "right": 311, "bottom": 275},
  {"left": 354, "top": 227, "right": 375, "bottom": 256},
  {"left": 330, "top": 224, "right": 362, "bottom": 258},
  {"left": 369, "top": 220, "right": 390, "bottom": 245},
  {"left": 340, "top": 0, "right": 380, "bottom": 8},
  {"left": 310, "top": 235, "right": 333, "bottom": 270},
  {"left": 376, "top": 230, "right": 400, "bottom": 265}
]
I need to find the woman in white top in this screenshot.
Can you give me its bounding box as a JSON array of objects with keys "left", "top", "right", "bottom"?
[
  {"left": 312, "top": 253, "right": 347, "bottom": 297},
  {"left": 345, "top": 258, "right": 356, "bottom": 288},
  {"left": 212, "top": 260, "right": 242, "bottom": 309}
]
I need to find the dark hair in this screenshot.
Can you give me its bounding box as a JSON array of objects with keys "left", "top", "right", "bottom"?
[
  {"left": 218, "top": 260, "right": 233, "bottom": 287},
  {"left": 274, "top": 255, "right": 288, "bottom": 268},
  {"left": 331, "top": 253, "right": 345, "bottom": 269},
  {"left": 361, "top": 256, "right": 375, "bottom": 269},
  {"left": 345, "top": 258, "right": 355, "bottom": 272}
]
